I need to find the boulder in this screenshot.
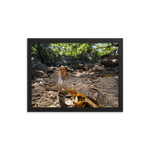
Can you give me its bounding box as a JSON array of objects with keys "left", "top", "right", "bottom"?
[
  {"left": 32, "top": 69, "right": 45, "bottom": 78},
  {"left": 31, "top": 57, "right": 50, "bottom": 72},
  {"left": 100, "top": 58, "right": 118, "bottom": 66}
]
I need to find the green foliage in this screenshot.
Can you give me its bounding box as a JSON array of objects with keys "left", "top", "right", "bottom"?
[{"left": 31, "top": 42, "right": 118, "bottom": 63}]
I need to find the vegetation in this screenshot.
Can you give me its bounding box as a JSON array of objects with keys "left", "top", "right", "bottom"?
[{"left": 31, "top": 43, "right": 118, "bottom": 64}]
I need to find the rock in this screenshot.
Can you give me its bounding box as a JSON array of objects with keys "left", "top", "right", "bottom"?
[
  {"left": 98, "top": 49, "right": 119, "bottom": 67},
  {"left": 66, "top": 67, "right": 73, "bottom": 72},
  {"left": 32, "top": 70, "right": 45, "bottom": 78},
  {"left": 43, "top": 74, "right": 48, "bottom": 78},
  {"left": 77, "top": 60, "right": 82, "bottom": 64},
  {"left": 63, "top": 60, "right": 71, "bottom": 65},
  {"left": 31, "top": 57, "right": 50, "bottom": 72},
  {"left": 77, "top": 64, "right": 85, "bottom": 70},
  {"left": 100, "top": 58, "right": 118, "bottom": 66},
  {"left": 65, "top": 93, "right": 71, "bottom": 98}
]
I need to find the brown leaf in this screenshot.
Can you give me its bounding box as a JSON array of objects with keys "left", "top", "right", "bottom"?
[
  {"left": 101, "top": 74, "right": 107, "bottom": 77},
  {"left": 84, "top": 96, "right": 101, "bottom": 108},
  {"left": 69, "top": 89, "right": 77, "bottom": 96},
  {"left": 76, "top": 93, "right": 84, "bottom": 101},
  {"left": 76, "top": 93, "right": 84, "bottom": 98},
  {"left": 76, "top": 101, "right": 85, "bottom": 108}
]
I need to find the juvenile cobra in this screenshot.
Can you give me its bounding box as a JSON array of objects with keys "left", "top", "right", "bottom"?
[{"left": 45, "top": 66, "right": 66, "bottom": 92}]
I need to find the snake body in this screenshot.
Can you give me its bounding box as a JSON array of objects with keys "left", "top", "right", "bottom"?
[{"left": 45, "top": 66, "right": 66, "bottom": 92}]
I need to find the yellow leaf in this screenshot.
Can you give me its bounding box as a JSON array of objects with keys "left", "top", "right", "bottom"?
[
  {"left": 76, "top": 101, "right": 84, "bottom": 108},
  {"left": 64, "top": 88, "right": 68, "bottom": 93},
  {"left": 105, "top": 74, "right": 113, "bottom": 77},
  {"left": 76, "top": 93, "right": 83, "bottom": 101},
  {"left": 71, "top": 95, "right": 75, "bottom": 100},
  {"left": 76, "top": 93, "right": 84, "bottom": 98},
  {"left": 73, "top": 82, "right": 78, "bottom": 85}
]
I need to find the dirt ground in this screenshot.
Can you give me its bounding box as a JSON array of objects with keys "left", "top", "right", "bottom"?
[{"left": 32, "top": 67, "right": 118, "bottom": 108}]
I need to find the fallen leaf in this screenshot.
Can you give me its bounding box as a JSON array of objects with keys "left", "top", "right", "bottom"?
[
  {"left": 76, "top": 93, "right": 84, "bottom": 101},
  {"left": 76, "top": 93, "right": 84, "bottom": 98},
  {"left": 76, "top": 101, "right": 85, "bottom": 108},
  {"left": 92, "top": 93, "right": 98, "bottom": 100},
  {"left": 73, "top": 82, "right": 78, "bottom": 85},
  {"left": 84, "top": 96, "right": 101, "bottom": 108},
  {"left": 64, "top": 88, "right": 68, "bottom": 93},
  {"left": 105, "top": 74, "right": 113, "bottom": 77},
  {"left": 71, "top": 95, "right": 75, "bottom": 100},
  {"left": 65, "top": 99, "right": 73, "bottom": 106},
  {"left": 101, "top": 74, "right": 106, "bottom": 77},
  {"left": 69, "top": 89, "right": 77, "bottom": 96},
  {"left": 73, "top": 96, "right": 78, "bottom": 103}
]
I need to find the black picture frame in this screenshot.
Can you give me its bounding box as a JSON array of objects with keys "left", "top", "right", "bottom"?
[{"left": 27, "top": 38, "right": 123, "bottom": 112}]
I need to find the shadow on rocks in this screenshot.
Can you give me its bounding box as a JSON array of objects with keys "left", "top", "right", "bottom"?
[{"left": 58, "top": 93, "right": 67, "bottom": 107}]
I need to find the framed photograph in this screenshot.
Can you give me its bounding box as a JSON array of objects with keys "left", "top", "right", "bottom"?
[{"left": 24, "top": 36, "right": 126, "bottom": 115}]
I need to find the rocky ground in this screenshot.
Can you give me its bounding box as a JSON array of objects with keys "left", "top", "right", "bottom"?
[
  {"left": 32, "top": 65, "right": 118, "bottom": 108},
  {"left": 31, "top": 50, "right": 119, "bottom": 108}
]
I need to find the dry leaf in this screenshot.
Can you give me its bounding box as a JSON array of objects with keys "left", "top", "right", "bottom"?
[
  {"left": 92, "top": 93, "right": 98, "bottom": 100},
  {"left": 76, "top": 101, "right": 85, "bottom": 108},
  {"left": 64, "top": 88, "right": 68, "bottom": 93},
  {"left": 65, "top": 99, "right": 73, "bottom": 106},
  {"left": 84, "top": 96, "right": 101, "bottom": 108},
  {"left": 105, "top": 74, "right": 113, "bottom": 77},
  {"left": 71, "top": 95, "right": 75, "bottom": 100},
  {"left": 76, "top": 93, "right": 84, "bottom": 101},
  {"left": 73, "top": 96, "right": 78, "bottom": 103},
  {"left": 101, "top": 74, "right": 106, "bottom": 77},
  {"left": 69, "top": 89, "right": 77, "bottom": 96},
  {"left": 73, "top": 82, "right": 78, "bottom": 85},
  {"left": 76, "top": 93, "right": 84, "bottom": 98}
]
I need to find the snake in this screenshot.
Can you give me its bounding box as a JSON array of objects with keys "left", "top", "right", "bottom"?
[{"left": 45, "top": 66, "right": 66, "bottom": 92}]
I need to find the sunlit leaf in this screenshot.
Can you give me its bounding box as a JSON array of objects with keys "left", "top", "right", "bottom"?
[
  {"left": 105, "top": 74, "right": 113, "bottom": 77},
  {"left": 69, "top": 89, "right": 77, "bottom": 96},
  {"left": 76, "top": 101, "right": 85, "bottom": 108},
  {"left": 76, "top": 93, "right": 84, "bottom": 98}
]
